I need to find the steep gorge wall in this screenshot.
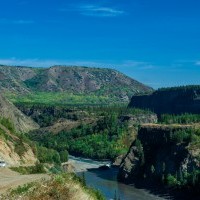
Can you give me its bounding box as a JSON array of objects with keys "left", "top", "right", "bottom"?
[
  {"left": 118, "top": 124, "right": 199, "bottom": 184},
  {"left": 129, "top": 87, "right": 200, "bottom": 114}
]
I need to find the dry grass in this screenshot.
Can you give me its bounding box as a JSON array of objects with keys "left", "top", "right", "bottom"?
[{"left": 1, "top": 173, "right": 104, "bottom": 200}]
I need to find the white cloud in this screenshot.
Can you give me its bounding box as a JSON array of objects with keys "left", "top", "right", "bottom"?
[
  {"left": 118, "top": 60, "right": 155, "bottom": 70},
  {"left": 80, "top": 5, "right": 125, "bottom": 17},
  {"left": 0, "top": 58, "right": 154, "bottom": 70},
  {"left": 60, "top": 4, "right": 125, "bottom": 17},
  {"left": 13, "top": 20, "right": 34, "bottom": 24},
  {"left": 0, "top": 58, "right": 58, "bottom": 68},
  {"left": 195, "top": 61, "right": 200, "bottom": 66},
  {"left": 0, "top": 19, "right": 34, "bottom": 24},
  {"left": 174, "top": 60, "right": 200, "bottom": 67}
]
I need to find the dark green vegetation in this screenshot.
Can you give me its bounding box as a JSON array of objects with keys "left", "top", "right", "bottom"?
[
  {"left": 6, "top": 92, "right": 112, "bottom": 105},
  {"left": 0, "top": 65, "right": 153, "bottom": 105},
  {"left": 16, "top": 102, "right": 153, "bottom": 127},
  {"left": 3, "top": 173, "right": 105, "bottom": 200},
  {"left": 15, "top": 102, "right": 90, "bottom": 127},
  {"left": 10, "top": 163, "right": 46, "bottom": 175},
  {"left": 159, "top": 113, "right": 200, "bottom": 124},
  {"left": 28, "top": 107, "right": 139, "bottom": 160},
  {"left": 16, "top": 103, "right": 153, "bottom": 161},
  {"left": 129, "top": 85, "right": 200, "bottom": 114},
  {"left": 157, "top": 85, "right": 200, "bottom": 92},
  {"left": 36, "top": 118, "right": 127, "bottom": 160},
  {"left": 36, "top": 145, "right": 63, "bottom": 165}
]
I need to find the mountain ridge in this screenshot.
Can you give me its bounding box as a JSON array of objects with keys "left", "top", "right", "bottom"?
[{"left": 0, "top": 65, "right": 153, "bottom": 104}]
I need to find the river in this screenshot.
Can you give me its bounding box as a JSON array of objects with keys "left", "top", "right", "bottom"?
[{"left": 68, "top": 156, "right": 167, "bottom": 200}]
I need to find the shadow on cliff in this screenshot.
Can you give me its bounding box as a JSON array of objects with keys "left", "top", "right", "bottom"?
[
  {"left": 134, "top": 178, "right": 200, "bottom": 200},
  {"left": 87, "top": 168, "right": 200, "bottom": 200}
]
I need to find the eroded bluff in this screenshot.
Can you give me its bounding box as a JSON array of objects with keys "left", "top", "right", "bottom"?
[
  {"left": 129, "top": 86, "right": 200, "bottom": 114},
  {"left": 118, "top": 125, "right": 200, "bottom": 184}
]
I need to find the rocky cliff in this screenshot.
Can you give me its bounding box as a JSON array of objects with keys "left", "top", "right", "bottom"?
[
  {"left": 129, "top": 86, "right": 200, "bottom": 114},
  {"left": 118, "top": 124, "right": 200, "bottom": 184}
]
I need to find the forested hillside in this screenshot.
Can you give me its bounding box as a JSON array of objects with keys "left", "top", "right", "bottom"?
[{"left": 129, "top": 85, "right": 200, "bottom": 114}]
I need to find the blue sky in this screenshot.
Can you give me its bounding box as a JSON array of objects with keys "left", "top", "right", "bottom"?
[{"left": 0, "top": 0, "right": 200, "bottom": 88}]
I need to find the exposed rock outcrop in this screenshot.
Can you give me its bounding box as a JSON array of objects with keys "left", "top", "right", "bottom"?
[
  {"left": 112, "top": 155, "right": 125, "bottom": 167},
  {"left": 0, "top": 139, "right": 37, "bottom": 166},
  {"left": 120, "top": 114, "right": 158, "bottom": 126},
  {"left": 0, "top": 123, "right": 37, "bottom": 166},
  {"left": 62, "top": 162, "right": 75, "bottom": 173}
]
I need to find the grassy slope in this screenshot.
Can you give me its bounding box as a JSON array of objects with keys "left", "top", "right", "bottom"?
[
  {"left": 5, "top": 92, "right": 114, "bottom": 105},
  {"left": 2, "top": 173, "right": 105, "bottom": 200}
]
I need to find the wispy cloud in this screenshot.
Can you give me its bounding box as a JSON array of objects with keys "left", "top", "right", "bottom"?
[
  {"left": 195, "top": 61, "right": 200, "bottom": 66},
  {"left": 118, "top": 60, "right": 155, "bottom": 70},
  {"left": 79, "top": 5, "right": 125, "bottom": 17},
  {"left": 13, "top": 20, "right": 34, "bottom": 24},
  {"left": 60, "top": 4, "right": 125, "bottom": 17},
  {"left": 0, "top": 19, "right": 34, "bottom": 25},
  {"left": 0, "top": 58, "right": 153, "bottom": 70},
  {"left": 173, "top": 60, "right": 200, "bottom": 68},
  {"left": 0, "top": 58, "right": 57, "bottom": 68}
]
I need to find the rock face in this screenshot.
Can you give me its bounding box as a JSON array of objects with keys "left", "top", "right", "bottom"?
[
  {"left": 118, "top": 124, "right": 200, "bottom": 184},
  {"left": 0, "top": 94, "right": 39, "bottom": 133},
  {"left": 62, "top": 163, "right": 75, "bottom": 173},
  {"left": 0, "top": 139, "right": 37, "bottom": 166},
  {"left": 129, "top": 86, "right": 200, "bottom": 114},
  {"left": 0, "top": 123, "right": 37, "bottom": 166},
  {"left": 120, "top": 114, "right": 158, "bottom": 126},
  {"left": 0, "top": 65, "right": 153, "bottom": 102},
  {"left": 112, "top": 155, "right": 126, "bottom": 167}
]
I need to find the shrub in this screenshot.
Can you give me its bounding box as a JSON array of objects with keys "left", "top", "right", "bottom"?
[{"left": 166, "top": 174, "right": 179, "bottom": 187}]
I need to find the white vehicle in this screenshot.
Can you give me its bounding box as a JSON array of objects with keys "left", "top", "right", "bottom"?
[{"left": 0, "top": 161, "right": 6, "bottom": 167}]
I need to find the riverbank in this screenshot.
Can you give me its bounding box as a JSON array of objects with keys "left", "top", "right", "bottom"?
[
  {"left": 67, "top": 155, "right": 166, "bottom": 200},
  {"left": 67, "top": 155, "right": 111, "bottom": 172},
  {"left": 67, "top": 156, "right": 199, "bottom": 200}
]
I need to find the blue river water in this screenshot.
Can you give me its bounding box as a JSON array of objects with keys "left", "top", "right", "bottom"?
[{"left": 69, "top": 156, "right": 166, "bottom": 200}]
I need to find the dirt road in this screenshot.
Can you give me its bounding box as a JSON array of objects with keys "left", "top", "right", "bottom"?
[{"left": 0, "top": 168, "right": 49, "bottom": 195}]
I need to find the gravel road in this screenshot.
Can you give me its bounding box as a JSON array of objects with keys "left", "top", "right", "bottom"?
[{"left": 0, "top": 168, "right": 49, "bottom": 195}]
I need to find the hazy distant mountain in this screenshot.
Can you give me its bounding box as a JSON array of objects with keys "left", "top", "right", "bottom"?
[{"left": 0, "top": 65, "right": 153, "bottom": 104}]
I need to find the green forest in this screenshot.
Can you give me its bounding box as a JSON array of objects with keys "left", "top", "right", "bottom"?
[{"left": 29, "top": 112, "right": 133, "bottom": 160}]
